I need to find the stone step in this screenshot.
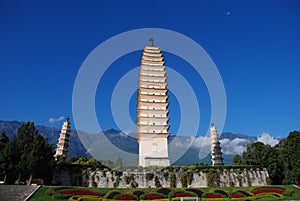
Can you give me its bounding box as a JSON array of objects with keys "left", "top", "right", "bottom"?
[{"left": 0, "top": 185, "right": 40, "bottom": 201}]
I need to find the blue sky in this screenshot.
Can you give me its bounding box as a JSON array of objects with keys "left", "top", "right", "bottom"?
[{"left": 0, "top": 0, "right": 299, "bottom": 138}]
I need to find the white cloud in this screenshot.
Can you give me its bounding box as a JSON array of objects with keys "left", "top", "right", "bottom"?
[
  {"left": 191, "top": 136, "right": 212, "bottom": 159},
  {"left": 257, "top": 132, "right": 279, "bottom": 146},
  {"left": 220, "top": 138, "right": 250, "bottom": 155},
  {"left": 191, "top": 136, "right": 211, "bottom": 148},
  {"left": 49, "top": 116, "right": 65, "bottom": 123}
]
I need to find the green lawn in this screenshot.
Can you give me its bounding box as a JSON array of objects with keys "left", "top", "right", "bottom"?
[
  {"left": 30, "top": 186, "right": 55, "bottom": 201},
  {"left": 29, "top": 185, "right": 300, "bottom": 201}
]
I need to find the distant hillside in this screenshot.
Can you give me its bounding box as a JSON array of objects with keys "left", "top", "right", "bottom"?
[
  {"left": 0, "top": 120, "right": 278, "bottom": 166},
  {"left": 220, "top": 132, "right": 257, "bottom": 141},
  {"left": 0, "top": 120, "right": 90, "bottom": 158}
]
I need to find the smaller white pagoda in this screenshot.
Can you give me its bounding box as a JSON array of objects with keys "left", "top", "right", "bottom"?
[
  {"left": 54, "top": 116, "right": 71, "bottom": 158},
  {"left": 210, "top": 123, "right": 224, "bottom": 166}
]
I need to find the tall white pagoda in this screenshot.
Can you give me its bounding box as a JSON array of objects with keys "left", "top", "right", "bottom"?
[
  {"left": 210, "top": 123, "right": 224, "bottom": 166},
  {"left": 137, "top": 39, "right": 170, "bottom": 167},
  {"left": 54, "top": 116, "right": 71, "bottom": 158}
]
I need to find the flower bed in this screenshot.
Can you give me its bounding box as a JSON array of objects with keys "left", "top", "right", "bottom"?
[
  {"left": 60, "top": 189, "right": 103, "bottom": 197},
  {"left": 204, "top": 193, "right": 223, "bottom": 198},
  {"left": 143, "top": 193, "right": 165, "bottom": 200},
  {"left": 252, "top": 188, "right": 284, "bottom": 195},
  {"left": 231, "top": 193, "right": 244, "bottom": 198},
  {"left": 116, "top": 194, "right": 137, "bottom": 200},
  {"left": 174, "top": 192, "right": 192, "bottom": 197},
  {"left": 255, "top": 192, "right": 285, "bottom": 199}
]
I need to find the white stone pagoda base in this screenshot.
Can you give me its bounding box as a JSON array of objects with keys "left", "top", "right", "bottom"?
[{"left": 144, "top": 157, "right": 170, "bottom": 167}]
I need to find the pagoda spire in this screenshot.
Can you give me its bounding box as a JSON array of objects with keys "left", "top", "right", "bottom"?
[
  {"left": 149, "top": 38, "right": 154, "bottom": 46},
  {"left": 54, "top": 116, "right": 71, "bottom": 159}
]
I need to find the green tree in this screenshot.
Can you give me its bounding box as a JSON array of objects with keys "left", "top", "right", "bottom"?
[
  {"left": 0, "top": 131, "right": 9, "bottom": 181},
  {"left": 281, "top": 131, "right": 300, "bottom": 184},
  {"left": 30, "top": 133, "right": 54, "bottom": 184},
  {"left": 0, "top": 131, "right": 9, "bottom": 151},
  {"left": 1, "top": 122, "right": 54, "bottom": 184},
  {"left": 241, "top": 141, "right": 284, "bottom": 184},
  {"left": 242, "top": 142, "right": 268, "bottom": 166},
  {"left": 73, "top": 156, "right": 89, "bottom": 165},
  {"left": 232, "top": 154, "right": 242, "bottom": 165}
]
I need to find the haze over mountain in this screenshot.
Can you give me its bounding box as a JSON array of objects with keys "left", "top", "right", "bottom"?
[{"left": 0, "top": 120, "right": 280, "bottom": 166}]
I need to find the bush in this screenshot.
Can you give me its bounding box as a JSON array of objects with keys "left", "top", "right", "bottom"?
[
  {"left": 169, "top": 173, "right": 176, "bottom": 188},
  {"left": 237, "top": 190, "right": 252, "bottom": 197},
  {"left": 132, "top": 190, "right": 145, "bottom": 197},
  {"left": 124, "top": 176, "right": 130, "bottom": 184},
  {"left": 31, "top": 178, "right": 44, "bottom": 185},
  {"left": 145, "top": 173, "right": 154, "bottom": 181},
  {"left": 282, "top": 188, "right": 294, "bottom": 196},
  {"left": 105, "top": 191, "right": 121, "bottom": 199},
  {"left": 163, "top": 171, "right": 169, "bottom": 181},
  {"left": 214, "top": 189, "right": 228, "bottom": 197},
  {"left": 185, "top": 188, "right": 203, "bottom": 197},
  {"left": 46, "top": 188, "right": 55, "bottom": 196},
  {"left": 156, "top": 188, "right": 171, "bottom": 196},
  {"left": 180, "top": 173, "right": 188, "bottom": 188}
]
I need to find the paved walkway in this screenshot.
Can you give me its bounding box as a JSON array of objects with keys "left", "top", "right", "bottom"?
[{"left": 0, "top": 185, "right": 40, "bottom": 201}]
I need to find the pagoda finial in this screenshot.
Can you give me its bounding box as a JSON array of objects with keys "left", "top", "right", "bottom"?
[
  {"left": 149, "top": 38, "right": 154, "bottom": 46},
  {"left": 66, "top": 115, "right": 70, "bottom": 122}
]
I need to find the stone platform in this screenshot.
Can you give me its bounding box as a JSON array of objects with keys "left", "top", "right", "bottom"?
[{"left": 0, "top": 185, "right": 40, "bottom": 201}]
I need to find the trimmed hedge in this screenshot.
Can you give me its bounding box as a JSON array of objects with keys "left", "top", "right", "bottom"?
[
  {"left": 132, "top": 190, "right": 145, "bottom": 197},
  {"left": 214, "top": 189, "right": 228, "bottom": 197},
  {"left": 61, "top": 189, "right": 103, "bottom": 197},
  {"left": 156, "top": 188, "right": 171, "bottom": 195},
  {"left": 204, "top": 193, "right": 224, "bottom": 198},
  {"left": 185, "top": 188, "right": 203, "bottom": 197},
  {"left": 69, "top": 195, "right": 100, "bottom": 201},
  {"left": 40, "top": 185, "right": 295, "bottom": 201},
  {"left": 105, "top": 191, "right": 121, "bottom": 199}
]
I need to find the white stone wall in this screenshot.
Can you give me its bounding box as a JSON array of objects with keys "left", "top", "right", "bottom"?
[{"left": 86, "top": 168, "right": 269, "bottom": 188}]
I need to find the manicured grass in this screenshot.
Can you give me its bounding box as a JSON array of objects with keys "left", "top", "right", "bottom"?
[
  {"left": 29, "top": 186, "right": 56, "bottom": 201},
  {"left": 29, "top": 185, "right": 300, "bottom": 200},
  {"left": 285, "top": 185, "right": 300, "bottom": 200}
]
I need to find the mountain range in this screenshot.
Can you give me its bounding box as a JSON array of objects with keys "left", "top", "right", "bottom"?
[{"left": 0, "top": 120, "right": 279, "bottom": 166}]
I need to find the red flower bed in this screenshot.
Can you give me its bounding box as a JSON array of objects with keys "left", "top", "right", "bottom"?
[
  {"left": 205, "top": 193, "right": 223, "bottom": 198},
  {"left": 231, "top": 193, "right": 244, "bottom": 198},
  {"left": 61, "top": 189, "right": 103, "bottom": 197},
  {"left": 252, "top": 188, "right": 284, "bottom": 195},
  {"left": 174, "top": 192, "right": 192, "bottom": 197},
  {"left": 145, "top": 193, "right": 165, "bottom": 200},
  {"left": 116, "top": 194, "right": 136, "bottom": 200}
]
